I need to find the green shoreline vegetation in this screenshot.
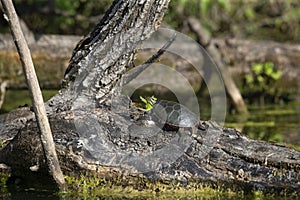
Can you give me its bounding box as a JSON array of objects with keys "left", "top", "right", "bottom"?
[
  {"left": 62, "top": 174, "right": 296, "bottom": 199},
  {"left": 0, "top": 171, "right": 298, "bottom": 199}
]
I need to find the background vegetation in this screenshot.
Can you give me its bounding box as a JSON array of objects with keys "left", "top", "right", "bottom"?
[{"left": 1, "top": 0, "right": 300, "bottom": 43}]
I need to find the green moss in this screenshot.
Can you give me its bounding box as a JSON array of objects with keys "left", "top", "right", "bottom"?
[
  {"left": 0, "top": 173, "right": 10, "bottom": 195},
  {"left": 64, "top": 174, "right": 237, "bottom": 199},
  {"left": 62, "top": 173, "right": 298, "bottom": 199},
  {"left": 0, "top": 169, "right": 298, "bottom": 199}
]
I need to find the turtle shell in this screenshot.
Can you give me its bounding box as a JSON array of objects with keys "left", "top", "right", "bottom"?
[{"left": 150, "top": 100, "right": 199, "bottom": 128}]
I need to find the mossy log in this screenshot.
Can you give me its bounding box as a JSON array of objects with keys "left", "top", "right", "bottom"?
[{"left": 0, "top": 0, "right": 299, "bottom": 196}]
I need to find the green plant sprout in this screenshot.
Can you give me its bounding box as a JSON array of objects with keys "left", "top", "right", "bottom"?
[{"left": 140, "top": 96, "right": 157, "bottom": 111}]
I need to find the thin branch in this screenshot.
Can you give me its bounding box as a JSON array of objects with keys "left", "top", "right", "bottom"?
[
  {"left": 122, "top": 33, "right": 177, "bottom": 86},
  {"left": 0, "top": 79, "right": 8, "bottom": 109},
  {"left": 0, "top": 0, "right": 65, "bottom": 190},
  {"left": 187, "top": 17, "right": 248, "bottom": 114}
]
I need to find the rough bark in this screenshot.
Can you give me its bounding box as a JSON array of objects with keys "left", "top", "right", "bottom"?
[
  {"left": 0, "top": 0, "right": 299, "bottom": 196},
  {"left": 0, "top": 107, "right": 299, "bottom": 194}
]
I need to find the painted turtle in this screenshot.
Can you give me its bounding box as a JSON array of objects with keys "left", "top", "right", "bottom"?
[{"left": 148, "top": 99, "right": 203, "bottom": 132}]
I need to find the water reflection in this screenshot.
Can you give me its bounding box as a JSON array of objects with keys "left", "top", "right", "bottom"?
[{"left": 225, "top": 102, "right": 300, "bottom": 147}]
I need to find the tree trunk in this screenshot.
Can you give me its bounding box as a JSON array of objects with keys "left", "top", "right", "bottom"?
[{"left": 0, "top": 0, "right": 299, "bottom": 196}]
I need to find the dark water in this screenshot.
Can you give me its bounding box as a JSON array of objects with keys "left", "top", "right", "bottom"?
[
  {"left": 225, "top": 102, "right": 300, "bottom": 148},
  {"left": 0, "top": 90, "right": 299, "bottom": 199}
]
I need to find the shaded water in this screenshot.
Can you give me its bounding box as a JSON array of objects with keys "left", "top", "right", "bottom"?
[
  {"left": 226, "top": 102, "right": 300, "bottom": 148},
  {"left": 0, "top": 90, "right": 299, "bottom": 199}
]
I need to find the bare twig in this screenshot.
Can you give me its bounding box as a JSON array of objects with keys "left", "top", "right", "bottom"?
[
  {"left": 1, "top": 0, "right": 65, "bottom": 190},
  {"left": 187, "top": 17, "right": 248, "bottom": 114},
  {"left": 122, "top": 33, "right": 177, "bottom": 86},
  {"left": 0, "top": 79, "right": 8, "bottom": 109}
]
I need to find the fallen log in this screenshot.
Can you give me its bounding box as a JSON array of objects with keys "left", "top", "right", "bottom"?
[
  {"left": 0, "top": 33, "right": 79, "bottom": 89},
  {"left": 0, "top": 34, "right": 300, "bottom": 91},
  {"left": 213, "top": 38, "right": 300, "bottom": 90},
  {"left": 1, "top": 106, "right": 299, "bottom": 194},
  {"left": 0, "top": 0, "right": 299, "bottom": 196}
]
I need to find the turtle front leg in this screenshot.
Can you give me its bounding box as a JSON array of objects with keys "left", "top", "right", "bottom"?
[
  {"left": 177, "top": 127, "right": 195, "bottom": 143},
  {"left": 197, "top": 121, "right": 208, "bottom": 131},
  {"left": 176, "top": 128, "right": 183, "bottom": 142}
]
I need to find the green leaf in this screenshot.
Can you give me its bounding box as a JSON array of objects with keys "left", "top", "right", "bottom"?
[
  {"left": 145, "top": 103, "right": 152, "bottom": 111},
  {"left": 150, "top": 95, "right": 157, "bottom": 102},
  {"left": 252, "top": 63, "right": 263, "bottom": 75},
  {"left": 140, "top": 96, "right": 148, "bottom": 104},
  {"left": 264, "top": 66, "right": 273, "bottom": 76},
  {"left": 245, "top": 74, "right": 253, "bottom": 84},
  {"left": 263, "top": 62, "right": 274, "bottom": 76},
  {"left": 257, "top": 75, "right": 264, "bottom": 83},
  {"left": 139, "top": 96, "right": 157, "bottom": 111},
  {"left": 271, "top": 71, "right": 282, "bottom": 80},
  {"left": 244, "top": 7, "right": 255, "bottom": 20}
]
